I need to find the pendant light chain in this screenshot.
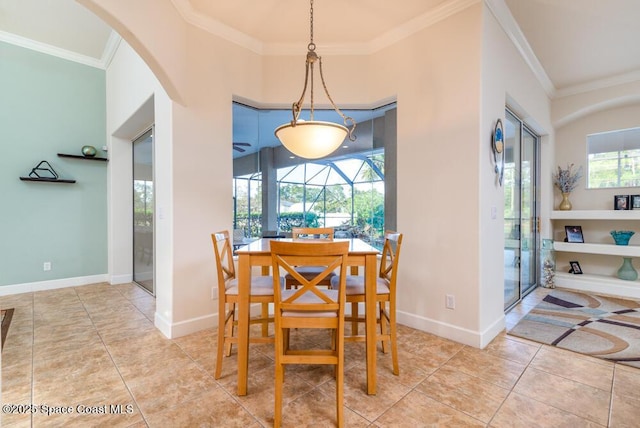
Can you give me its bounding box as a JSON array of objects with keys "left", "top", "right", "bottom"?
[
  {"left": 309, "top": 0, "right": 314, "bottom": 50},
  {"left": 275, "top": 0, "right": 357, "bottom": 159}
]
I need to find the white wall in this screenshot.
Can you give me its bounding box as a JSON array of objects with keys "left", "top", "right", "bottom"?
[
  {"left": 554, "top": 91, "right": 640, "bottom": 210},
  {"left": 90, "top": 0, "right": 555, "bottom": 346},
  {"left": 480, "top": 5, "right": 553, "bottom": 344},
  {"left": 368, "top": 5, "right": 485, "bottom": 344},
  {"left": 106, "top": 40, "right": 175, "bottom": 336}
]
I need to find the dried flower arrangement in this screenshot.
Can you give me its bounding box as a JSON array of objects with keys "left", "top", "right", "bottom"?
[{"left": 553, "top": 164, "right": 583, "bottom": 193}]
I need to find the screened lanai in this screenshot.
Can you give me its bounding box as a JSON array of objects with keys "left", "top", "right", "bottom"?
[{"left": 232, "top": 102, "right": 396, "bottom": 246}]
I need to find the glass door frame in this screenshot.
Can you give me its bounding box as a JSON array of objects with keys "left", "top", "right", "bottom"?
[
  {"left": 504, "top": 108, "right": 541, "bottom": 311},
  {"left": 132, "top": 126, "right": 155, "bottom": 296}
]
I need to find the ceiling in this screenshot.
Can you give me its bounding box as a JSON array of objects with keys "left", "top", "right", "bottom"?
[
  {"left": 2, "top": 0, "right": 640, "bottom": 152},
  {"left": 2, "top": 0, "right": 640, "bottom": 94}
]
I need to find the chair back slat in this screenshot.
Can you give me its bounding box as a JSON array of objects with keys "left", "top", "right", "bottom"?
[
  {"left": 379, "top": 231, "right": 403, "bottom": 290},
  {"left": 271, "top": 241, "right": 348, "bottom": 316},
  {"left": 211, "top": 231, "right": 236, "bottom": 297},
  {"left": 292, "top": 227, "right": 335, "bottom": 241}
]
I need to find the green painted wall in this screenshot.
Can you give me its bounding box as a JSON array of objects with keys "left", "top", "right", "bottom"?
[{"left": 0, "top": 41, "right": 107, "bottom": 286}]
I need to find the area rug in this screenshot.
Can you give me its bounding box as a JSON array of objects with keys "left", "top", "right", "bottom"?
[
  {"left": 1, "top": 308, "right": 14, "bottom": 351},
  {"left": 508, "top": 290, "right": 640, "bottom": 368}
]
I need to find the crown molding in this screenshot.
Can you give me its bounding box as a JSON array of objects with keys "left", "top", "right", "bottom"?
[
  {"left": 369, "top": 0, "right": 480, "bottom": 53},
  {"left": 172, "top": 0, "right": 481, "bottom": 56},
  {"left": 555, "top": 70, "right": 640, "bottom": 99},
  {"left": 170, "top": 0, "right": 264, "bottom": 54},
  {"left": 484, "top": 0, "right": 556, "bottom": 98},
  {"left": 100, "top": 31, "right": 122, "bottom": 69},
  {"left": 0, "top": 29, "right": 120, "bottom": 70}
]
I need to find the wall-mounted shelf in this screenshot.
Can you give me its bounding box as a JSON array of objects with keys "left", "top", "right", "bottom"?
[
  {"left": 19, "top": 177, "right": 76, "bottom": 183},
  {"left": 58, "top": 153, "right": 108, "bottom": 162}
]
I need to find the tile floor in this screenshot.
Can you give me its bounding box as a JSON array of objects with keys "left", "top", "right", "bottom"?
[{"left": 1, "top": 284, "right": 639, "bottom": 427}]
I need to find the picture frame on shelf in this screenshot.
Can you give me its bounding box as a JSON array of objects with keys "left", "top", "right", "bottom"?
[
  {"left": 565, "top": 225, "right": 584, "bottom": 243},
  {"left": 615, "top": 194, "right": 630, "bottom": 210},
  {"left": 569, "top": 260, "right": 583, "bottom": 274},
  {"left": 631, "top": 195, "right": 640, "bottom": 209}
]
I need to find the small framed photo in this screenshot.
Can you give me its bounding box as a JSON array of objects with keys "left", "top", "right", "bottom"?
[
  {"left": 565, "top": 225, "right": 584, "bottom": 243},
  {"left": 631, "top": 195, "right": 640, "bottom": 210},
  {"left": 569, "top": 260, "right": 583, "bottom": 274},
  {"left": 615, "top": 195, "right": 630, "bottom": 210}
]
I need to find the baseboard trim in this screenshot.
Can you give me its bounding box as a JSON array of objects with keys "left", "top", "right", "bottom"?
[
  {"left": 110, "top": 274, "right": 133, "bottom": 285},
  {"left": 156, "top": 303, "right": 266, "bottom": 339},
  {"left": 0, "top": 274, "right": 110, "bottom": 296},
  {"left": 397, "top": 309, "right": 503, "bottom": 348}
]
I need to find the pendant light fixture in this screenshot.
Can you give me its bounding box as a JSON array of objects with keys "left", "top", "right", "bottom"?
[{"left": 274, "top": 0, "right": 356, "bottom": 159}]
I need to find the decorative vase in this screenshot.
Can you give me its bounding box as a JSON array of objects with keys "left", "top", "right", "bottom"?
[
  {"left": 559, "top": 192, "right": 572, "bottom": 210},
  {"left": 81, "top": 145, "right": 97, "bottom": 157},
  {"left": 610, "top": 230, "right": 635, "bottom": 246},
  {"left": 539, "top": 239, "right": 556, "bottom": 288},
  {"left": 617, "top": 257, "right": 638, "bottom": 281}
]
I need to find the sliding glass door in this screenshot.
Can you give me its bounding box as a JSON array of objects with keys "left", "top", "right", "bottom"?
[
  {"left": 504, "top": 109, "right": 539, "bottom": 309},
  {"left": 133, "top": 128, "right": 154, "bottom": 295}
]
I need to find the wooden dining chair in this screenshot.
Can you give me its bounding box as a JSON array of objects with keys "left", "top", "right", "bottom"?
[
  {"left": 331, "top": 231, "right": 403, "bottom": 375},
  {"left": 284, "top": 227, "right": 336, "bottom": 289},
  {"left": 270, "top": 240, "right": 349, "bottom": 428},
  {"left": 211, "top": 231, "right": 277, "bottom": 379}
]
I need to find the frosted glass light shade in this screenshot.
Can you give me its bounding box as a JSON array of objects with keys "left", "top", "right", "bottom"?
[{"left": 275, "top": 120, "right": 348, "bottom": 159}]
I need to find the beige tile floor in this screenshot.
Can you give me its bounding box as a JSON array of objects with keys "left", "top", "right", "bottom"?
[{"left": 1, "top": 284, "right": 639, "bottom": 427}]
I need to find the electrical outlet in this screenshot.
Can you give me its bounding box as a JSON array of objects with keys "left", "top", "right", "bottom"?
[
  {"left": 445, "top": 294, "right": 455, "bottom": 309},
  {"left": 211, "top": 287, "right": 218, "bottom": 299},
  {"left": 43, "top": 262, "right": 51, "bottom": 271}
]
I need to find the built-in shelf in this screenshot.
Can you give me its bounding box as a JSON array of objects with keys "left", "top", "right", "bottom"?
[
  {"left": 57, "top": 153, "right": 108, "bottom": 162},
  {"left": 555, "top": 272, "right": 640, "bottom": 298},
  {"left": 551, "top": 210, "right": 640, "bottom": 220},
  {"left": 19, "top": 177, "right": 76, "bottom": 183},
  {"left": 554, "top": 242, "right": 640, "bottom": 257},
  {"left": 551, "top": 209, "right": 640, "bottom": 298}
]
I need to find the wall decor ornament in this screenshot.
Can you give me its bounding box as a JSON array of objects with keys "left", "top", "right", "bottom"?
[
  {"left": 617, "top": 257, "right": 638, "bottom": 281},
  {"left": 28, "top": 160, "right": 58, "bottom": 179},
  {"left": 492, "top": 118, "right": 505, "bottom": 186},
  {"left": 553, "top": 163, "right": 582, "bottom": 210},
  {"left": 610, "top": 230, "right": 635, "bottom": 246},
  {"left": 81, "top": 145, "right": 97, "bottom": 157},
  {"left": 540, "top": 239, "right": 556, "bottom": 288}
]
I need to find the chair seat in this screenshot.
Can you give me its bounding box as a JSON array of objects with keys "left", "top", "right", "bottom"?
[
  {"left": 330, "top": 275, "right": 390, "bottom": 295},
  {"left": 226, "top": 275, "right": 282, "bottom": 295}
]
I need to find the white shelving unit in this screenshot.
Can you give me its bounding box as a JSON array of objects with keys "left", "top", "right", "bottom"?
[
  {"left": 550, "top": 210, "right": 640, "bottom": 220},
  {"left": 550, "top": 210, "right": 640, "bottom": 297}
]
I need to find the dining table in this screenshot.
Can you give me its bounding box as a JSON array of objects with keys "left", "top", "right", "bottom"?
[{"left": 235, "top": 237, "right": 380, "bottom": 396}]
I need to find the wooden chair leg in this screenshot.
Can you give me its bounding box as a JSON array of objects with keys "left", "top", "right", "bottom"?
[
  {"left": 261, "top": 302, "right": 269, "bottom": 337},
  {"left": 225, "top": 304, "right": 235, "bottom": 357},
  {"left": 380, "top": 302, "right": 389, "bottom": 354},
  {"left": 274, "top": 334, "right": 284, "bottom": 427},
  {"left": 215, "top": 301, "right": 227, "bottom": 379},
  {"left": 389, "top": 300, "right": 399, "bottom": 376},
  {"left": 351, "top": 302, "right": 359, "bottom": 335},
  {"left": 336, "top": 337, "right": 345, "bottom": 427}
]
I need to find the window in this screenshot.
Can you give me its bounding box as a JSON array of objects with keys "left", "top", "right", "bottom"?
[
  {"left": 232, "top": 102, "right": 396, "bottom": 247},
  {"left": 587, "top": 127, "right": 640, "bottom": 188},
  {"left": 276, "top": 155, "right": 385, "bottom": 244},
  {"left": 233, "top": 172, "right": 262, "bottom": 237}
]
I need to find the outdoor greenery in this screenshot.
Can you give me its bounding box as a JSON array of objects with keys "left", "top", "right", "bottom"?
[
  {"left": 233, "top": 155, "right": 385, "bottom": 243},
  {"left": 588, "top": 150, "right": 640, "bottom": 188}
]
